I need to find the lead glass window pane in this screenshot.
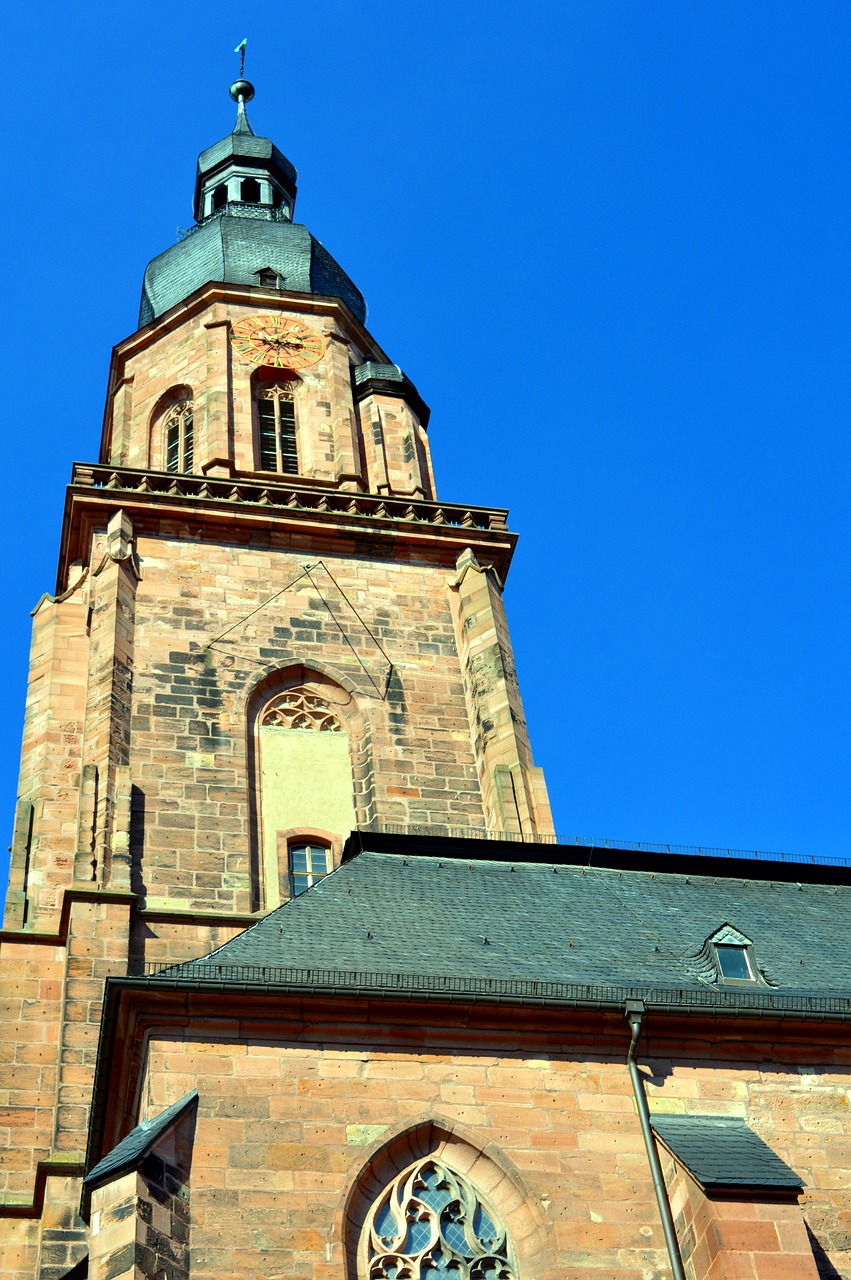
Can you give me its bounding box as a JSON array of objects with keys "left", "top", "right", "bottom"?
[
  {"left": 257, "top": 388, "right": 298, "bottom": 474},
  {"left": 278, "top": 398, "right": 298, "bottom": 474},
  {"left": 166, "top": 417, "right": 180, "bottom": 472},
  {"left": 365, "top": 1158, "right": 516, "bottom": 1279},
  {"left": 182, "top": 410, "right": 193, "bottom": 472}
]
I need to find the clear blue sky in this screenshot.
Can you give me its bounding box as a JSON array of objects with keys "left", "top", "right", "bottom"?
[{"left": 0, "top": 2, "right": 849, "bottom": 902}]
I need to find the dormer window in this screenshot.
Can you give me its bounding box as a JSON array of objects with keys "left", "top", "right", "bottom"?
[
  {"left": 704, "top": 924, "right": 761, "bottom": 986},
  {"left": 715, "top": 944, "right": 754, "bottom": 981},
  {"left": 257, "top": 269, "right": 281, "bottom": 289}
]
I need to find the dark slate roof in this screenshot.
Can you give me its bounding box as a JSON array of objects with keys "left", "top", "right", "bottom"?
[
  {"left": 84, "top": 1091, "right": 198, "bottom": 1189},
  {"left": 353, "top": 361, "right": 430, "bottom": 426},
  {"left": 196, "top": 132, "right": 297, "bottom": 194},
  {"left": 139, "top": 216, "right": 366, "bottom": 326},
  {"left": 651, "top": 1116, "right": 803, "bottom": 1190},
  {"left": 152, "top": 838, "right": 851, "bottom": 1011}
]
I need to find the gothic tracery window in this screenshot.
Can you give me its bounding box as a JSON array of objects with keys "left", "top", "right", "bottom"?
[
  {"left": 364, "top": 1158, "right": 517, "bottom": 1279},
  {"left": 260, "top": 689, "right": 342, "bottom": 732},
  {"left": 255, "top": 680, "right": 357, "bottom": 910},
  {"left": 257, "top": 382, "right": 298, "bottom": 474},
  {"left": 164, "top": 400, "right": 194, "bottom": 473}
]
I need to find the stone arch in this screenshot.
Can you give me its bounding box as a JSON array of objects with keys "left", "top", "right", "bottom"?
[
  {"left": 337, "top": 1116, "right": 557, "bottom": 1280},
  {"left": 148, "top": 384, "right": 194, "bottom": 471},
  {"left": 246, "top": 663, "right": 376, "bottom": 911}
]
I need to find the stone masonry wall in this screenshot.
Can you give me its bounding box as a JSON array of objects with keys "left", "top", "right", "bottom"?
[
  {"left": 129, "top": 528, "right": 486, "bottom": 919},
  {"left": 664, "top": 1156, "right": 820, "bottom": 1280},
  {"left": 110, "top": 298, "right": 373, "bottom": 487},
  {"left": 132, "top": 1003, "right": 851, "bottom": 1280}
]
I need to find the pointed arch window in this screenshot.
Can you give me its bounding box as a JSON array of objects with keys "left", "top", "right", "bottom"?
[
  {"left": 255, "top": 681, "right": 356, "bottom": 909},
  {"left": 256, "top": 383, "right": 298, "bottom": 474},
  {"left": 164, "top": 400, "right": 194, "bottom": 474},
  {"left": 364, "top": 1157, "right": 517, "bottom": 1279}
]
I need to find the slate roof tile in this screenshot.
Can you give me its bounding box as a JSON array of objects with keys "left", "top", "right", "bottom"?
[
  {"left": 84, "top": 1092, "right": 198, "bottom": 1189},
  {"left": 651, "top": 1115, "right": 803, "bottom": 1189},
  {"left": 154, "top": 843, "right": 851, "bottom": 1004}
]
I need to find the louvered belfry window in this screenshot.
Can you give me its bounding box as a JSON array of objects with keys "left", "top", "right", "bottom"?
[
  {"left": 258, "top": 384, "right": 298, "bottom": 474},
  {"left": 164, "top": 401, "right": 194, "bottom": 474},
  {"left": 365, "top": 1158, "right": 517, "bottom": 1279}
]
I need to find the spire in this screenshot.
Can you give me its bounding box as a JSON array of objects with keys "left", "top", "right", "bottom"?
[{"left": 230, "top": 38, "right": 255, "bottom": 136}]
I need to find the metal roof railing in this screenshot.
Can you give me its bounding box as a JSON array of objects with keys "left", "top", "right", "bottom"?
[{"left": 360, "top": 822, "right": 851, "bottom": 868}]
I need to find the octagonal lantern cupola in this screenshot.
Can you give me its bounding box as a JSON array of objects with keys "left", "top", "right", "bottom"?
[
  {"left": 139, "top": 77, "right": 365, "bottom": 327},
  {"left": 193, "top": 77, "right": 298, "bottom": 223}
]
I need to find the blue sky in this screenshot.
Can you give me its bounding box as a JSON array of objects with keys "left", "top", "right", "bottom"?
[{"left": 0, "top": 2, "right": 849, "bottom": 902}]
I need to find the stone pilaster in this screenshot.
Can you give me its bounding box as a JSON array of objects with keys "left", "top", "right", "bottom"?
[
  {"left": 81, "top": 512, "right": 138, "bottom": 889},
  {"left": 326, "top": 329, "right": 365, "bottom": 489},
  {"left": 12, "top": 590, "right": 89, "bottom": 926},
  {"left": 449, "top": 548, "right": 553, "bottom": 837},
  {"left": 201, "top": 317, "right": 233, "bottom": 475}
]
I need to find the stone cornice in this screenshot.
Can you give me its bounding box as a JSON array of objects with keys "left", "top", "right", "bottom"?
[{"left": 57, "top": 464, "right": 516, "bottom": 593}]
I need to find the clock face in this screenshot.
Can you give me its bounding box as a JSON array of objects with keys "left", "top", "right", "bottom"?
[{"left": 230, "top": 315, "right": 325, "bottom": 370}]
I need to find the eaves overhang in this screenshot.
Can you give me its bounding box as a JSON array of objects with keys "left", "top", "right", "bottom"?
[
  {"left": 99, "top": 281, "right": 392, "bottom": 463},
  {"left": 56, "top": 465, "right": 516, "bottom": 594}
]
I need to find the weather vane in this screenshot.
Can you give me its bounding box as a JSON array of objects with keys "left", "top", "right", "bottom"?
[{"left": 230, "top": 37, "right": 255, "bottom": 119}]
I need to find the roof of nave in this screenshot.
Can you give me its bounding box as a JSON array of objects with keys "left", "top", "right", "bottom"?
[{"left": 150, "top": 833, "right": 851, "bottom": 1017}]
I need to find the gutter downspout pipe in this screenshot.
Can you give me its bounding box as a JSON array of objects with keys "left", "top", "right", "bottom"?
[{"left": 625, "top": 1000, "right": 686, "bottom": 1280}]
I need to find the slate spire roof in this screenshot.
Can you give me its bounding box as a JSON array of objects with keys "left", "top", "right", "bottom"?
[{"left": 138, "top": 80, "right": 366, "bottom": 327}]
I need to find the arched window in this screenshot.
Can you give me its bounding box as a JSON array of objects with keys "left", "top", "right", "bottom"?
[
  {"left": 256, "top": 382, "right": 298, "bottom": 474},
  {"left": 212, "top": 183, "right": 228, "bottom": 211},
  {"left": 363, "top": 1157, "right": 517, "bottom": 1279},
  {"left": 255, "top": 681, "right": 356, "bottom": 908},
  {"left": 241, "top": 176, "right": 261, "bottom": 202},
  {"left": 163, "top": 400, "right": 194, "bottom": 473}
]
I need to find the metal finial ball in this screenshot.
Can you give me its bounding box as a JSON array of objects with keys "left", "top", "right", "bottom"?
[{"left": 229, "top": 79, "right": 255, "bottom": 103}]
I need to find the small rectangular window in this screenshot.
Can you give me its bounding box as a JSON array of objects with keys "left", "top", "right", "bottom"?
[
  {"left": 715, "top": 944, "right": 753, "bottom": 981},
  {"left": 290, "top": 843, "right": 330, "bottom": 896}
]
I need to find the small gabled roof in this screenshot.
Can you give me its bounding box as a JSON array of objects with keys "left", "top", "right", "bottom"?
[
  {"left": 651, "top": 1115, "right": 803, "bottom": 1192},
  {"left": 83, "top": 1091, "right": 198, "bottom": 1190}
]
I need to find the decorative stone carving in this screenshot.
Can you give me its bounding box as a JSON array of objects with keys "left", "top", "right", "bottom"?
[
  {"left": 260, "top": 688, "right": 342, "bottom": 732},
  {"left": 366, "top": 1157, "right": 516, "bottom": 1279}
]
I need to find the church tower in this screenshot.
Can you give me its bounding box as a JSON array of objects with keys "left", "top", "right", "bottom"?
[
  {"left": 0, "top": 74, "right": 552, "bottom": 1278},
  {"left": 3, "top": 67, "right": 850, "bottom": 1280}
]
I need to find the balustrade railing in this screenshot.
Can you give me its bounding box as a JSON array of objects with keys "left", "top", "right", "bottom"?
[{"left": 71, "top": 464, "right": 509, "bottom": 533}]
